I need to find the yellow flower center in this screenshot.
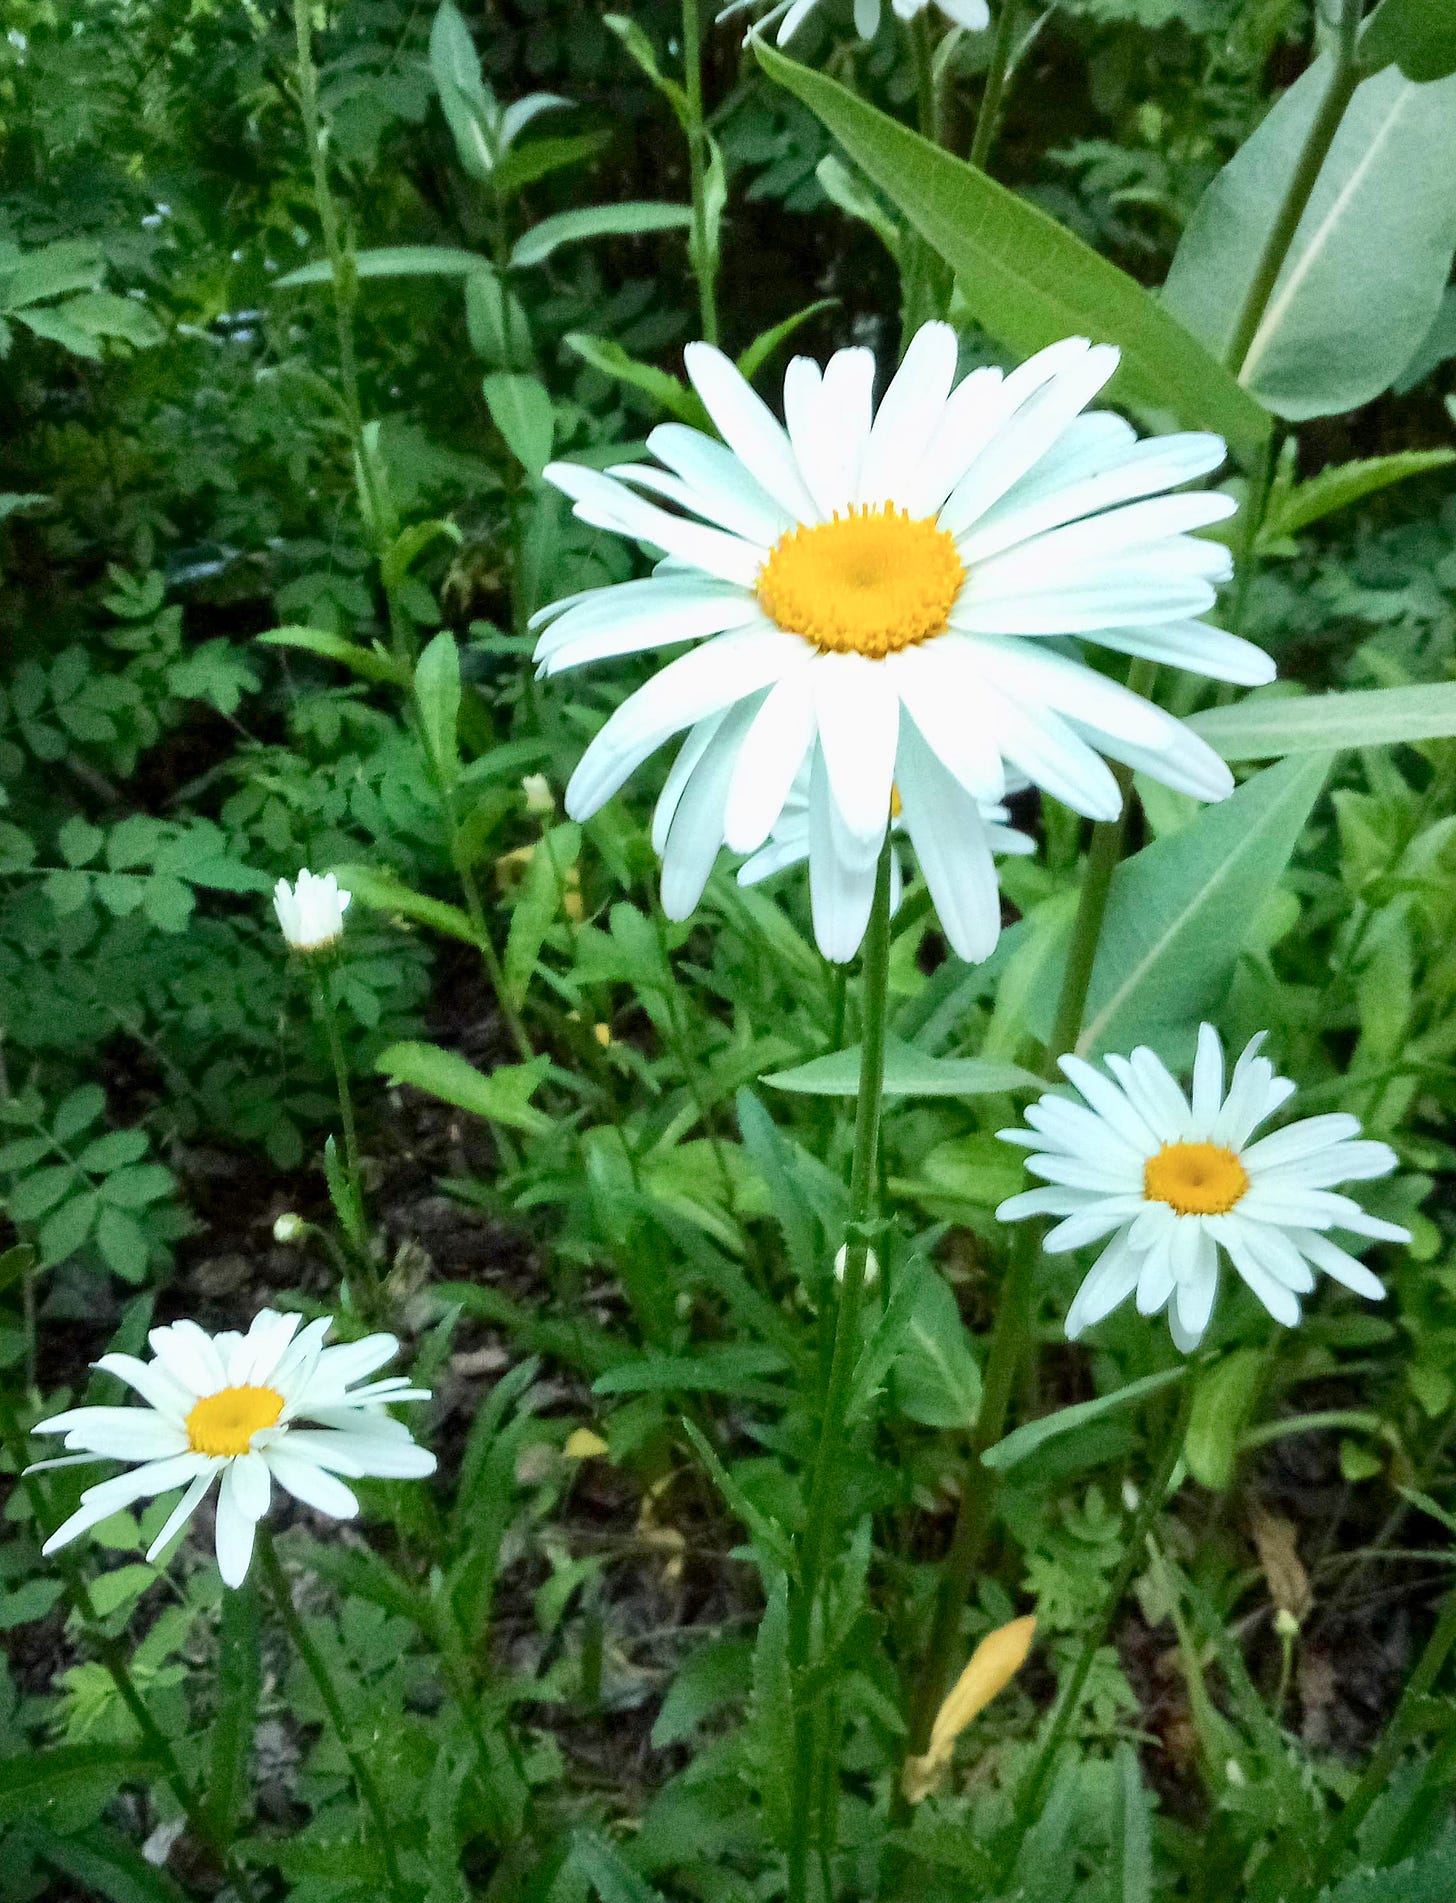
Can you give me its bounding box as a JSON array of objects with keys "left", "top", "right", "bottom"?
[
  {"left": 185, "top": 1384, "right": 285, "bottom": 1457},
  {"left": 756, "top": 505, "right": 966, "bottom": 658},
  {"left": 1143, "top": 1141, "right": 1249, "bottom": 1217}
]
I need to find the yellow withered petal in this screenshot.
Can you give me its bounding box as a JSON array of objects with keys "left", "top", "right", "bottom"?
[
  {"left": 902, "top": 1614, "right": 1037, "bottom": 1803},
  {"left": 563, "top": 1427, "right": 609, "bottom": 1460}
]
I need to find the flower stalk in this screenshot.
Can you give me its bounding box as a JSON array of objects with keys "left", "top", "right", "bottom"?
[
  {"left": 786, "top": 836, "right": 895, "bottom": 1903},
  {"left": 257, "top": 1527, "right": 411, "bottom": 1903},
  {"left": 681, "top": 0, "right": 720, "bottom": 344}
]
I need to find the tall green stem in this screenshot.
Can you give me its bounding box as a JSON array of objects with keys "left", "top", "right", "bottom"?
[
  {"left": 968, "top": 0, "right": 1020, "bottom": 170},
  {"left": 1221, "top": 0, "right": 1363, "bottom": 379},
  {"left": 257, "top": 1528, "right": 410, "bottom": 1903},
  {"left": 786, "top": 840, "right": 895, "bottom": 1903},
  {"left": 2, "top": 1412, "right": 260, "bottom": 1903},
  {"left": 681, "top": 0, "right": 719, "bottom": 343}
]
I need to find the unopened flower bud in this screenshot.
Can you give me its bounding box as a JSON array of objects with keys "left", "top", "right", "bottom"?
[
  {"left": 521, "top": 773, "right": 555, "bottom": 816},
  {"left": 273, "top": 1213, "right": 305, "bottom": 1244},
  {"left": 273, "top": 869, "right": 350, "bottom": 954},
  {"left": 834, "top": 1243, "right": 880, "bottom": 1288}
]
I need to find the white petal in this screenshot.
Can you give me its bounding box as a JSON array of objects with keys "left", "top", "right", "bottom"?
[
  {"left": 683, "top": 343, "right": 820, "bottom": 523},
  {"left": 1189, "top": 1023, "right": 1226, "bottom": 1124},
  {"left": 1086, "top": 618, "right": 1275, "bottom": 687},
  {"left": 858, "top": 321, "right": 960, "bottom": 509},
  {"left": 1286, "top": 1228, "right": 1386, "bottom": 1301},
  {"left": 973, "top": 638, "right": 1174, "bottom": 751},
  {"left": 1241, "top": 1113, "right": 1362, "bottom": 1169},
  {"left": 41, "top": 1454, "right": 212, "bottom": 1555},
  {"left": 545, "top": 461, "right": 762, "bottom": 586},
  {"left": 1171, "top": 1236, "right": 1219, "bottom": 1349},
  {"left": 1090, "top": 721, "right": 1235, "bottom": 804},
  {"left": 653, "top": 715, "right": 725, "bottom": 854},
  {"left": 146, "top": 1471, "right": 218, "bottom": 1563},
  {"left": 807, "top": 748, "right": 879, "bottom": 962},
  {"left": 660, "top": 697, "right": 760, "bottom": 918},
  {"left": 647, "top": 423, "right": 797, "bottom": 543},
  {"left": 1043, "top": 1197, "right": 1146, "bottom": 1252},
  {"left": 213, "top": 1475, "right": 258, "bottom": 1589},
  {"left": 92, "top": 1353, "right": 195, "bottom": 1421},
  {"left": 535, "top": 576, "right": 762, "bottom": 674},
  {"left": 149, "top": 1320, "right": 227, "bottom": 1397},
  {"left": 1058, "top": 1055, "right": 1161, "bottom": 1154},
  {"left": 893, "top": 643, "right": 1006, "bottom": 803},
  {"left": 900, "top": 366, "right": 1006, "bottom": 519},
  {"left": 39, "top": 1408, "right": 188, "bottom": 1462},
  {"left": 952, "top": 564, "right": 1221, "bottom": 635},
  {"left": 564, "top": 628, "right": 802, "bottom": 819},
  {"left": 996, "top": 1184, "right": 1107, "bottom": 1221},
  {"left": 266, "top": 1445, "right": 361, "bottom": 1519},
  {"left": 815, "top": 654, "right": 898, "bottom": 844},
  {"left": 789, "top": 344, "right": 877, "bottom": 519},
  {"left": 895, "top": 723, "right": 1002, "bottom": 963},
  {"left": 1065, "top": 1232, "right": 1140, "bottom": 1338},
  {"left": 1135, "top": 1236, "right": 1178, "bottom": 1315},
  {"left": 723, "top": 663, "right": 818, "bottom": 852},
  {"left": 1212, "top": 1218, "right": 1302, "bottom": 1327},
  {"left": 973, "top": 675, "right": 1123, "bottom": 819}
]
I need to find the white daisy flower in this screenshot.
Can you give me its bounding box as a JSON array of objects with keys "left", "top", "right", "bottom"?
[
  {"left": 273, "top": 868, "right": 351, "bottom": 953},
  {"left": 735, "top": 767, "right": 1033, "bottom": 954},
  {"left": 534, "top": 321, "right": 1268, "bottom": 963},
  {"left": 996, "top": 1025, "right": 1409, "bottom": 1352},
  {"left": 723, "top": 0, "right": 989, "bottom": 48},
  {"left": 28, "top": 1309, "right": 435, "bottom": 1587}
]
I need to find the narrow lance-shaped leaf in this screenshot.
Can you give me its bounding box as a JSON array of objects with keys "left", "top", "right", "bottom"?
[
  {"left": 753, "top": 37, "right": 1271, "bottom": 461},
  {"left": 1189, "top": 684, "right": 1456, "bottom": 762}
]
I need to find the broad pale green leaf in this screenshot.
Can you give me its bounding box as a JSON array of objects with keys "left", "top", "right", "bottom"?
[
  {"left": 1165, "top": 56, "right": 1456, "bottom": 418},
  {"left": 1023, "top": 755, "right": 1330, "bottom": 1057},
  {"left": 375, "top": 1041, "right": 551, "bottom": 1135},
  {"left": 754, "top": 38, "right": 1270, "bottom": 461},
  {"left": 1184, "top": 1347, "right": 1263, "bottom": 1490},
  {"left": 1261, "top": 448, "right": 1456, "bottom": 543},
  {"left": 504, "top": 820, "right": 581, "bottom": 1005},
  {"left": 482, "top": 371, "right": 555, "bottom": 475},
  {"left": 1189, "top": 684, "right": 1456, "bottom": 761},
  {"left": 981, "top": 1367, "right": 1187, "bottom": 1472},
  {"left": 764, "top": 1034, "right": 1040, "bottom": 1098},
  {"left": 509, "top": 204, "right": 693, "bottom": 271},
  {"left": 0, "top": 1747, "right": 155, "bottom": 1825},
  {"left": 1, "top": 240, "right": 103, "bottom": 309},
  {"left": 1360, "top": 0, "right": 1456, "bottom": 83},
  {"left": 275, "top": 245, "right": 491, "bottom": 289}
]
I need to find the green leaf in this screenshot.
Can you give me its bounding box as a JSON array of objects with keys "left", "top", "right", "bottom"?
[
  {"left": 257, "top": 624, "right": 407, "bottom": 686},
  {"left": 1360, "top": 0, "right": 1456, "bottom": 83},
  {"left": 275, "top": 245, "right": 491, "bottom": 289},
  {"left": 1185, "top": 1348, "right": 1264, "bottom": 1491},
  {"left": 1262, "top": 449, "right": 1456, "bottom": 543},
  {"left": 465, "top": 266, "right": 531, "bottom": 368},
  {"left": 375, "top": 1041, "right": 551, "bottom": 1135},
  {"left": 1189, "top": 684, "right": 1456, "bottom": 762},
  {"left": 0, "top": 1747, "right": 155, "bottom": 1826},
  {"left": 504, "top": 821, "right": 581, "bottom": 1004},
  {"left": 1114, "top": 1742, "right": 1153, "bottom": 1903},
  {"left": 78, "top": 1129, "right": 149, "bottom": 1173},
  {"left": 492, "top": 129, "right": 612, "bottom": 198},
  {"left": 747, "top": 1575, "right": 795, "bottom": 1850},
  {"left": 0, "top": 1244, "right": 37, "bottom": 1296},
  {"left": 754, "top": 37, "right": 1270, "bottom": 461},
  {"left": 571, "top": 1828, "right": 668, "bottom": 1903},
  {"left": 563, "top": 333, "right": 707, "bottom": 425},
  {"left": 764, "top": 1033, "right": 1040, "bottom": 1098},
  {"left": 414, "top": 631, "right": 462, "bottom": 790},
  {"left": 430, "top": 0, "right": 496, "bottom": 180},
  {"left": 54, "top": 1084, "right": 106, "bottom": 1142},
  {"left": 39, "top": 1190, "right": 98, "bottom": 1267},
  {"left": 482, "top": 371, "right": 555, "bottom": 476},
  {"left": 736, "top": 297, "right": 841, "bottom": 383},
  {"left": 594, "top": 1345, "right": 789, "bottom": 1397},
  {"left": 1318, "top": 1837, "right": 1456, "bottom": 1903},
  {"left": 1, "top": 240, "right": 103, "bottom": 309},
  {"left": 28, "top": 1826, "right": 189, "bottom": 1903},
  {"left": 94, "top": 1206, "right": 150, "bottom": 1282},
  {"left": 893, "top": 1268, "right": 983, "bottom": 1430},
  {"left": 509, "top": 203, "right": 693, "bottom": 270},
  {"left": 982, "top": 1367, "right": 1187, "bottom": 1472},
  {"left": 678, "top": 1416, "right": 794, "bottom": 1566},
  {"left": 9, "top": 1164, "right": 77, "bottom": 1223},
  {"left": 1164, "top": 57, "right": 1456, "bottom": 418},
  {"left": 58, "top": 817, "right": 103, "bottom": 867},
  {"left": 1041, "top": 754, "right": 1331, "bottom": 1057},
  {"left": 330, "top": 864, "right": 479, "bottom": 946}
]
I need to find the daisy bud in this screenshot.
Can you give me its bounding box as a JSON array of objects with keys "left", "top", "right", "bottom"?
[
  {"left": 272, "top": 868, "right": 350, "bottom": 955},
  {"left": 834, "top": 1243, "right": 880, "bottom": 1288},
  {"left": 521, "top": 772, "right": 555, "bottom": 816},
  {"left": 273, "top": 1213, "right": 305, "bottom": 1244}
]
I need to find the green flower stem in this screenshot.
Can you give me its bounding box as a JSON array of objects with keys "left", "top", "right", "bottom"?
[
  {"left": 256, "top": 1527, "right": 410, "bottom": 1903},
  {"left": 968, "top": 0, "right": 1020, "bottom": 171},
  {"left": 449, "top": 825, "right": 536, "bottom": 1070},
  {"left": 1, "top": 1410, "right": 260, "bottom": 1903},
  {"left": 912, "top": 12, "right": 937, "bottom": 142},
  {"left": 314, "top": 972, "right": 365, "bottom": 1220},
  {"left": 657, "top": 912, "right": 735, "bottom": 1206},
  {"left": 1220, "top": 0, "right": 1364, "bottom": 379},
  {"left": 786, "top": 838, "right": 895, "bottom": 1903},
  {"left": 1010, "top": 1385, "right": 1193, "bottom": 1837},
  {"left": 681, "top": 0, "right": 720, "bottom": 344}
]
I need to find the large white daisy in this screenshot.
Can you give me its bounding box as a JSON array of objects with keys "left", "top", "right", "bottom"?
[
  {"left": 722, "top": 0, "right": 990, "bottom": 47},
  {"left": 996, "top": 1025, "right": 1409, "bottom": 1352},
  {"left": 535, "top": 321, "right": 1269, "bottom": 962},
  {"left": 29, "top": 1308, "right": 435, "bottom": 1587},
  {"left": 735, "top": 767, "right": 1033, "bottom": 956}
]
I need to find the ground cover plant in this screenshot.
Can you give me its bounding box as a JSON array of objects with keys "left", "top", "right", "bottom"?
[{"left": 4, "top": 0, "right": 1456, "bottom": 1898}]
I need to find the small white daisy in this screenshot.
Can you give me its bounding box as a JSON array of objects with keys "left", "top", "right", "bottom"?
[
  {"left": 733, "top": 768, "right": 1033, "bottom": 957},
  {"left": 996, "top": 1025, "right": 1409, "bottom": 1351},
  {"left": 29, "top": 1309, "right": 435, "bottom": 1587},
  {"left": 535, "top": 321, "right": 1268, "bottom": 963},
  {"left": 723, "top": 0, "right": 989, "bottom": 47},
  {"left": 273, "top": 868, "right": 351, "bottom": 953}
]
